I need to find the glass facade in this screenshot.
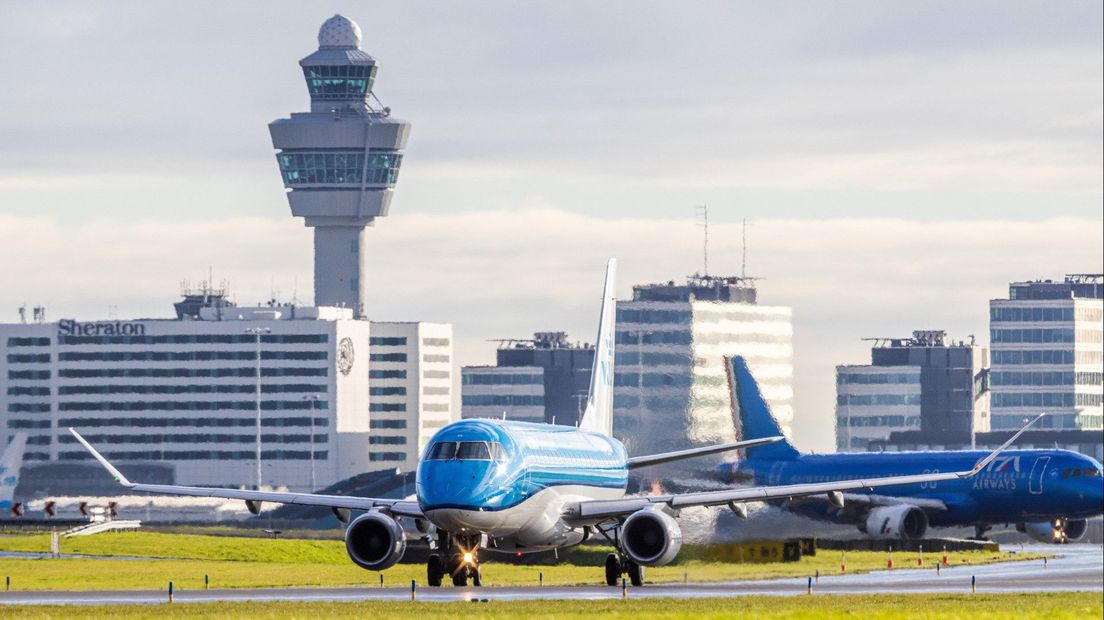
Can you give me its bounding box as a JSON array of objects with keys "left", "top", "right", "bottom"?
[
  {"left": 302, "top": 64, "right": 377, "bottom": 100},
  {"left": 277, "top": 151, "right": 402, "bottom": 187}
]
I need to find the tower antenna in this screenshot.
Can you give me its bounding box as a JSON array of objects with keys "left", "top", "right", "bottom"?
[
  {"left": 695, "top": 205, "right": 709, "bottom": 276},
  {"left": 741, "top": 218, "right": 749, "bottom": 279}
]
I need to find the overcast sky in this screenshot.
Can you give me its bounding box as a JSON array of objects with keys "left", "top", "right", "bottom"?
[{"left": 1, "top": 2, "right": 1101, "bottom": 452}]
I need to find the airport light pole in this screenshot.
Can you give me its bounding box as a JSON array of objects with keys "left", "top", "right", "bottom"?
[
  {"left": 245, "top": 327, "right": 271, "bottom": 490},
  {"left": 303, "top": 394, "right": 319, "bottom": 491}
]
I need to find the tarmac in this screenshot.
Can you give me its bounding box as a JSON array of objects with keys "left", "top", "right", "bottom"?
[{"left": 0, "top": 544, "right": 1099, "bottom": 606}]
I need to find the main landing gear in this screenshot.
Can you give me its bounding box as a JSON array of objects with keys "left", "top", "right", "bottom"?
[
  {"left": 596, "top": 523, "right": 644, "bottom": 586},
  {"left": 427, "top": 532, "right": 483, "bottom": 587},
  {"left": 605, "top": 552, "right": 645, "bottom": 587}
]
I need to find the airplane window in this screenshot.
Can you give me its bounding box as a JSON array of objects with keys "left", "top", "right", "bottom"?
[
  {"left": 1085, "top": 468, "right": 1101, "bottom": 477},
  {"left": 1061, "top": 469, "right": 1071, "bottom": 479},
  {"left": 428, "top": 441, "right": 457, "bottom": 460},
  {"left": 489, "top": 442, "right": 505, "bottom": 461},
  {"left": 457, "top": 441, "right": 491, "bottom": 460}
]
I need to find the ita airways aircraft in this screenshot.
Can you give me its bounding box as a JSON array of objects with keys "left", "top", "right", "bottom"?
[
  {"left": 718, "top": 356, "right": 1104, "bottom": 544},
  {"left": 72, "top": 260, "right": 1035, "bottom": 587}
]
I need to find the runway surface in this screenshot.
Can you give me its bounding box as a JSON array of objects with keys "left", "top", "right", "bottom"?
[{"left": 1, "top": 544, "right": 1099, "bottom": 606}]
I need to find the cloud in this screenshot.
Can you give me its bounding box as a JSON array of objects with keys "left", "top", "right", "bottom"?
[{"left": 1, "top": 210, "right": 1100, "bottom": 452}]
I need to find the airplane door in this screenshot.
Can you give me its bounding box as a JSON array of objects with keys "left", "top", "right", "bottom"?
[{"left": 1028, "top": 456, "right": 1050, "bottom": 495}]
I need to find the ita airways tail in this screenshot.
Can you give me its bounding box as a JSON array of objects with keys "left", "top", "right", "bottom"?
[
  {"left": 579, "top": 258, "right": 616, "bottom": 436},
  {"left": 725, "top": 356, "right": 799, "bottom": 460},
  {"left": 0, "top": 433, "right": 28, "bottom": 510}
]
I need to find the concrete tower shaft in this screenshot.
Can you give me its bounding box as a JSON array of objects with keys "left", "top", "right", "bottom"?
[{"left": 269, "top": 15, "right": 411, "bottom": 317}]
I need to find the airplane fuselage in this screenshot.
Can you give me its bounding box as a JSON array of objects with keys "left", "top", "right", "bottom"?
[
  {"left": 417, "top": 419, "right": 628, "bottom": 552},
  {"left": 725, "top": 449, "right": 1103, "bottom": 527}
]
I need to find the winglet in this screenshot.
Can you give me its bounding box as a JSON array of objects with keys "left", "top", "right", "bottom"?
[
  {"left": 68, "top": 428, "right": 134, "bottom": 487},
  {"left": 960, "top": 413, "right": 1045, "bottom": 478}
]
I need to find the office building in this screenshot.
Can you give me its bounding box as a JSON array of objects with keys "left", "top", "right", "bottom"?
[
  {"left": 989, "top": 274, "right": 1103, "bottom": 431},
  {"left": 612, "top": 274, "right": 794, "bottom": 458},
  {"left": 269, "top": 14, "right": 411, "bottom": 317},
  {"left": 461, "top": 332, "right": 594, "bottom": 425},
  {"left": 835, "top": 330, "right": 990, "bottom": 452}
]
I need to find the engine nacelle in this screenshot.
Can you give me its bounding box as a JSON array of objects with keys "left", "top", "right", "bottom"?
[
  {"left": 344, "top": 511, "right": 407, "bottom": 571},
  {"left": 861, "top": 505, "right": 928, "bottom": 540},
  {"left": 1017, "top": 519, "right": 1088, "bottom": 544},
  {"left": 622, "top": 508, "right": 682, "bottom": 566}
]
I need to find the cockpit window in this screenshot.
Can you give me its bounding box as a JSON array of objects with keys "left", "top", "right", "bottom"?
[
  {"left": 427, "top": 440, "right": 505, "bottom": 461},
  {"left": 427, "top": 441, "right": 457, "bottom": 460},
  {"left": 457, "top": 441, "right": 491, "bottom": 460}
]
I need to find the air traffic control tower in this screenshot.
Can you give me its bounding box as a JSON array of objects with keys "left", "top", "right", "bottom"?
[{"left": 269, "top": 15, "right": 411, "bottom": 317}]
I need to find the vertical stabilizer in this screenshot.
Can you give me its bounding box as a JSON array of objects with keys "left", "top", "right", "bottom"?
[
  {"left": 579, "top": 259, "right": 617, "bottom": 436},
  {"left": 0, "top": 433, "right": 28, "bottom": 509},
  {"left": 726, "top": 356, "right": 799, "bottom": 460}
]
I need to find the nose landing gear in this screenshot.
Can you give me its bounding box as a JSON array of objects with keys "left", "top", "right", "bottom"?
[{"left": 427, "top": 531, "right": 483, "bottom": 587}]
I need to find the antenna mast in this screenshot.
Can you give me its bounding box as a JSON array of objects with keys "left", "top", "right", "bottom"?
[
  {"left": 741, "top": 218, "right": 748, "bottom": 279},
  {"left": 695, "top": 205, "right": 709, "bottom": 276}
]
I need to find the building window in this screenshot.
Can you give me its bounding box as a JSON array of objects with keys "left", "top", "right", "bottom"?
[
  {"left": 370, "top": 386, "right": 407, "bottom": 396},
  {"left": 422, "top": 338, "right": 450, "bottom": 347},
  {"left": 422, "top": 354, "right": 449, "bottom": 363},
  {"left": 462, "top": 373, "right": 541, "bottom": 385},
  {"left": 422, "top": 387, "right": 449, "bottom": 395},
  {"left": 462, "top": 395, "right": 544, "bottom": 407},
  {"left": 423, "top": 370, "right": 449, "bottom": 379},
  {"left": 369, "top": 403, "right": 406, "bottom": 412},
  {"left": 370, "top": 337, "right": 407, "bottom": 346},
  {"left": 369, "top": 452, "right": 406, "bottom": 461},
  {"left": 277, "top": 151, "right": 402, "bottom": 187},
  {"left": 302, "top": 64, "right": 377, "bottom": 100},
  {"left": 370, "top": 420, "right": 407, "bottom": 429},
  {"left": 370, "top": 369, "right": 407, "bottom": 379},
  {"left": 370, "top": 353, "right": 407, "bottom": 363},
  {"left": 6, "top": 337, "right": 50, "bottom": 347},
  {"left": 369, "top": 436, "right": 407, "bottom": 445},
  {"left": 423, "top": 403, "right": 449, "bottom": 413}
]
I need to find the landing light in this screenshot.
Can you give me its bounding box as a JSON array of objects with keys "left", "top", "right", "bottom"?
[{"left": 463, "top": 551, "right": 474, "bottom": 564}]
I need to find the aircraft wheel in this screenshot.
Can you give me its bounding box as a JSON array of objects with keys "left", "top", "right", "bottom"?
[
  {"left": 472, "top": 566, "right": 483, "bottom": 587},
  {"left": 627, "top": 561, "right": 645, "bottom": 587},
  {"left": 452, "top": 569, "right": 468, "bottom": 587},
  {"left": 604, "top": 553, "right": 620, "bottom": 586},
  {"left": 427, "top": 554, "right": 444, "bottom": 587}
]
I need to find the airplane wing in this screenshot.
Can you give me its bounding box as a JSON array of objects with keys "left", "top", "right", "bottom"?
[
  {"left": 566, "top": 414, "right": 1042, "bottom": 522},
  {"left": 626, "top": 436, "right": 783, "bottom": 470},
  {"left": 787, "top": 492, "right": 948, "bottom": 512},
  {"left": 68, "top": 428, "right": 423, "bottom": 519}
]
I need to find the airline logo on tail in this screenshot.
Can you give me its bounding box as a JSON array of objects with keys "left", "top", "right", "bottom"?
[{"left": 0, "top": 433, "right": 28, "bottom": 510}]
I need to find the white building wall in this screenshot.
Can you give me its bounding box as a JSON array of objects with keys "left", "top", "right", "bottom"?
[{"left": 367, "top": 322, "right": 453, "bottom": 473}]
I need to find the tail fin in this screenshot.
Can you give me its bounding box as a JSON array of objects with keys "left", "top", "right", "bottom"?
[
  {"left": 0, "top": 433, "right": 28, "bottom": 509},
  {"left": 726, "top": 356, "right": 799, "bottom": 460},
  {"left": 578, "top": 258, "right": 617, "bottom": 436}
]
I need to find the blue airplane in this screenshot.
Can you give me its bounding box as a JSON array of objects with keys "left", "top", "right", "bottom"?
[
  {"left": 717, "top": 356, "right": 1104, "bottom": 544},
  {"left": 71, "top": 260, "right": 1036, "bottom": 587}
]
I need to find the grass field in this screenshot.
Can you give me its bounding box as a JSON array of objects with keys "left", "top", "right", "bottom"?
[
  {"left": 0, "top": 531, "right": 1047, "bottom": 591},
  {"left": 1, "top": 594, "right": 1100, "bottom": 619}
]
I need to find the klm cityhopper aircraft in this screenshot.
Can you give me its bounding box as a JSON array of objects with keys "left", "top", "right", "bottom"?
[
  {"left": 0, "top": 433, "right": 28, "bottom": 515},
  {"left": 719, "top": 356, "right": 1104, "bottom": 544},
  {"left": 72, "top": 260, "right": 1034, "bottom": 587}
]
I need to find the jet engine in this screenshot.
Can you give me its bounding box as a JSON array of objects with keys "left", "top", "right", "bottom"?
[
  {"left": 860, "top": 505, "right": 928, "bottom": 540},
  {"left": 1017, "top": 518, "right": 1088, "bottom": 544},
  {"left": 622, "top": 508, "right": 682, "bottom": 566},
  {"left": 344, "top": 511, "right": 407, "bottom": 570}
]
